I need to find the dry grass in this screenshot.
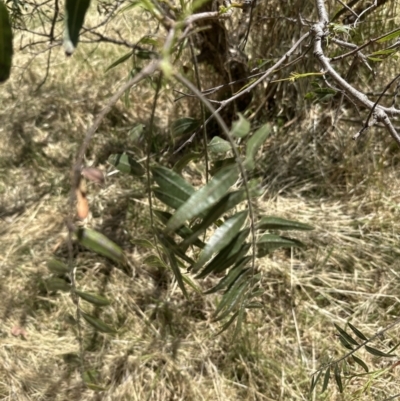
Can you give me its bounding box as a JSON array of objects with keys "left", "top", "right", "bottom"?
[{"left": 2, "top": 3, "right": 400, "bottom": 401}]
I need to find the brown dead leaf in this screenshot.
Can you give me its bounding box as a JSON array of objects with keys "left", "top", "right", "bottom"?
[{"left": 76, "top": 187, "right": 89, "bottom": 220}]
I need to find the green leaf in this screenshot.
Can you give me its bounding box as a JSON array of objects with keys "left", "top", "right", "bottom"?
[
  {"left": 0, "top": 0, "right": 13, "bottom": 83},
  {"left": 334, "top": 364, "right": 343, "bottom": 393},
  {"left": 108, "top": 153, "right": 145, "bottom": 176},
  {"left": 208, "top": 136, "right": 231, "bottom": 155},
  {"left": 205, "top": 259, "right": 250, "bottom": 294},
  {"left": 338, "top": 335, "right": 353, "bottom": 350},
  {"left": 131, "top": 238, "right": 155, "bottom": 249},
  {"left": 348, "top": 322, "right": 368, "bottom": 341},
  {"left": 209, "top": 157, "right": 236, "bottom": 176},
  {"left": 257, "top": 216, "right": 313, "bottom": 231},
  {"left": 377, "top": 29, "right": 400, "bottom": 43},
  {"left": 352, "top": 355, "right": 369, "bottom": 372},
  {"left": 81, "top": 312, "right": 116, "bottom": 334},
  {"left": 368, "top": 49, "right": 396, "bottom": 56},
  {"left": 171, "top": 117, "right": 199, "bottom": 137},
  {"left": 153, "top": 188, "right": 188, "bottom": 210},
  {"left": 64, "top": 0, "right": 91, "bottom": 55},
  {"left": 135, "top": 49, "right": 156, "bottom": 59},
  {"left": 215, "top": 280, "right": 248, "bottom": 321},
  {"left": 45, "top": 278, "right": 70, "bottom": 292},
  {"left": 166, "top": 165, "right": 238, "bottom": 233},
  {"left": 76, "top": 227, "right": 126, "bottom": 266},
  {"left": 215, "top": 310, "right": 239, "bottom": 335},
  {"left": 173, "top": 151, "right": 202, "bottom": 173},
  {"left": 334, "top": 323, "right": 359, "bottom": 346},
  {"left": 232, "top": 304, "right": 246, "bottom": 338},
  {"left": 182, "top": 189, "right": 247, "bottom": 247},
  {"left": 154, "top": 210, "right": 205, "bottom": 249},
  {"left": 365, "top": 346, "right": 395, "bottom": 358},
  {"left": 322, "top": 367, "right": 330, "bottom": 392},
  {"left": 157, "top": 232, "right": 188, "bottom": 298},
  {"left": 156, "top": 231, "right": 195, "bottom": 265},
  {"left": 144, "top": 254, "right": 167, "bottom": 268},
  {"left": 152, "top": 166, "right": 195, "bottom": 202},
  {"left": 83, "top": 369, "right": 107, "bottom": 391},
  {"left": 245, "top": 123, "right": 271, "bottom": 170},
  {"left": 47, "top": 259, "right": 70, "bottom": 274},
  {"left": 231, "top": 114, "right": 251, "bottom": 138},
  {"left": 191, "top": 211, "right": 248, "bottom": 273},
  {"left": 129, "top": 123, "right": 145, "bottom": 141},
  {"left": 105, "top": 50, "right": 133, "bottom": 72},
  {"left": 196, "top": 242, "right": 251, "bottom": 279},
  {"left": 310, "top": 370, "right": 323, "bottom": 394},
  {"left": 257, "top": 234, "right": 303, "bottom": 257},
  {"left": 75, "top": 290, "right": 111, "bottom": 306}
]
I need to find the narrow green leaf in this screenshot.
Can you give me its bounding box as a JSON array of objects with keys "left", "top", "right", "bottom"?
[
  {"left": 191, "top": 211, "right": 248, "bottom": 273},
  {"left": 204, "top": 259, "right": 250, "bottom": 294},
  {"left": 171, "top": 117, "right": 199, "bottom": 137},
  {"left": 334, "top": 364, "right": 343, "bottom": 393},
  {"left": 215, "top": 311, "right": 239, "bottom": 336},
  {"left": 83, "top": 369, "right": 107, "bottom": 391},
  {"left": 75, "top": 290, "right": 111, "bottom": 306},
  {"left": 64, "top": 0, "right": 91, "bottom": 55},
  {"left": 105, "top": 50, "right": 133, "bottom": 72},
  {"left": 131, "top": 238, "right": 155, "bottom": 249},
  {"left": 245, "top": 123, "right": 271, "bottom": 170},
  {"left": 135, "top": 49, "right": 156, "bottom": 59},
  {"left": 166, "top": 165, "right": 238, "bottom": 233},
  {"left": 231, "top": 114, "right": 251, "bottom": 138},
  {"left": 173, "top": 151, "right": 202, "bottom": 173},
  {"left": 348, "top": 322, "right": 368, "bottom": 341},
  {"left": 45, "top": 278, "right": 70, "bottom": 292},
  {"left": 152, "top": 166, "right": 195, "bottom": 202},
  {"left": 369, "top": 49, "right": 396, "bottom": 56},
  {"left": 334, "top": 323, "right": 359, "bottom": 346},
  {"left": 352, "top": 355, "right": 369, "bottom": 372},
  {"left": 153, "top": 188, "right": 188, "bottom": 210},
  {"left": 338, "top": 334, "right": 353, "bottom": 350},
  {"left": 129, "top": 123, "right": 145, "bottom": 141},
  {"left": 208, "top": 136, "right": 231, "bottom": 154},
  {"left": 209, "top": 157, "right": 236, "bottom": 176},
  {"left": 157, "top": 232, "right": 188, "bottom": 298},
  {"left": 76, "top": 227, "right": 126, "bottom": 265},
  {"left": 322, "top": 367, "right": 330, "bottom": 392},
  {"left": 196, "top": 243, "right": 250, "bottom": 279},
  {"left": 257, "top": 216, "right": 313, "bottom": 231},
  {"left": 310, "top": 370, "right": 323, "bottom": 394},
  {"left": 157, "top": 232, "right": 194, "bottom": 265},
  {"left": 81, "top": 312, "right": 116, "bottom": 334},
  {"left": 47, "top": 259, "right": 70, "bottom": 274},
  {"left": 215, "top": 281, "right": 248, "bottom": 321},
  {"left": 365, "top": 345, "right": 395, "bottom": 358},
  {"left": 144, "top": 254, "right": 167, "bottom": 268},
  {"left": 377, "top": 29, "right": 400, "bottom": 43},
  {"left": 154, "top": 210, "right": 205, "bottom": 248},
  {"left": 0, "top": 0, "right": 13, "bottom": 83},
  {"left": 232, "top": 304, "right": 246, "bottom": 338},
  {"left": 182, "top": 189, "right": 247, "bottom": 247},
  {"left": 257, "top": 234, "right": 302, "bottom": 257},
  {"left": 108, "top": 153, "right": 145, "bottom": 176}
]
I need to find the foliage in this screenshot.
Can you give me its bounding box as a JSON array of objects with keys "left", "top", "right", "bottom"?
[{"left": 2, "top": 0, "right": 400, "bottom": 397}]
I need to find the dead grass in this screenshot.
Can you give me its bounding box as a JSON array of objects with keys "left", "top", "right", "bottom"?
[{"left": 2, "top": 3, "right": 400, "bottom": 401}]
